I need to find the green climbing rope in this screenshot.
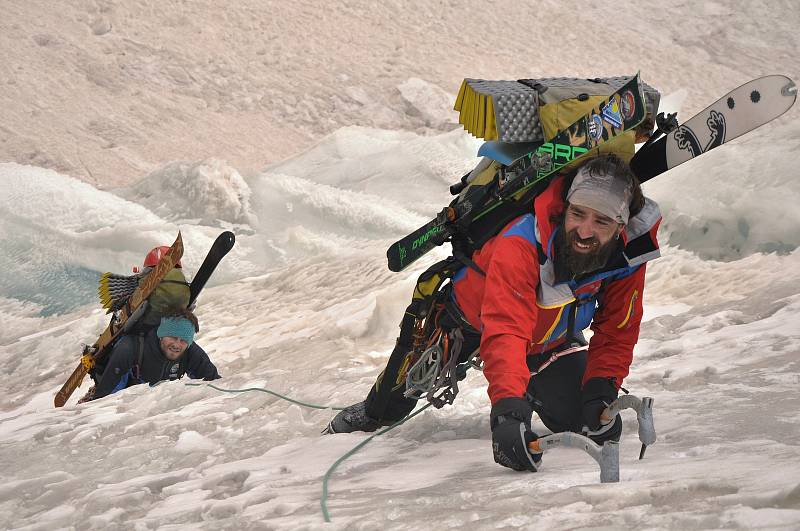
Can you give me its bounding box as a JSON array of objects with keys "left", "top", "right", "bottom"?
[
  {"left": 320, "top": 402, "right": 432, "bottom": 522},
  {"left": 186, "top": 379, "right": 454, "bottom": 522},
  {"left": 185, "top": 382, "right": 347, "bottom": 410}
]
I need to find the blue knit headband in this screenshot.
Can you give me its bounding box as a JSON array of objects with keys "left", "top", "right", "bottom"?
[{"left": 157, "top": 317, "right": 195, "bottom": 345}]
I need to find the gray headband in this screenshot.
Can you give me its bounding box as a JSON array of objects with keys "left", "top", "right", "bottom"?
[{"left": 566, "top": 164, "right": 633, "bottom": 224}]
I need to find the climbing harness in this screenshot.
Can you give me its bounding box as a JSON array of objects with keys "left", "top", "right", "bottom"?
[{"left": 529, "top": 343, "right": 588, "bottom": 376}]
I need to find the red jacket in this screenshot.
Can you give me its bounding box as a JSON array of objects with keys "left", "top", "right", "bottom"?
[{"left": 452, "top": 175, "right": 661, "bottom": 404}]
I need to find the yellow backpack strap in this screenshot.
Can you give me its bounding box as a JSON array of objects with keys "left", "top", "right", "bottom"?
[{"left": 412, "top": 258, "right": 461, "bottom": 302}]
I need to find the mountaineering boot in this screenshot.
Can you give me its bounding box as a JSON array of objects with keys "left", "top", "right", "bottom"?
[{"left": 323, "top": 401, "right": 385, "bottom": 434}]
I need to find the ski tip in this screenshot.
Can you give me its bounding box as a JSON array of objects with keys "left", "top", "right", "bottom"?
[
  {"left": 54, "top": 390, "right": 69, "bottom": 408},
  {"left": 211, "top": 231, "right": 236, "bottom": 253}
]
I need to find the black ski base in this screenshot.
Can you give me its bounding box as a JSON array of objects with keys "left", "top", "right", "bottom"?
[{"left": 189, "top": 231, "right": 236, "bottom": 305}]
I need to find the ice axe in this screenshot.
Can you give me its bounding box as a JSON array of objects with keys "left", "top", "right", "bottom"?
[
  {"left": 600, "top": 394, "right": 656, "bottom": 459},
  {"left": 527, "top": 394, "right": 656, "bottom": 483}
]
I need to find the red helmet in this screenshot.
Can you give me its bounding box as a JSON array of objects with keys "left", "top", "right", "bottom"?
[{"left": 143, "top": 246, "right": 182, "bottom": 268}]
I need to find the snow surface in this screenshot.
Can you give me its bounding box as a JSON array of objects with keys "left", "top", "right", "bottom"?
[
  {"left": 2, "top": 119, "right": 800, "bottom": 529},
  {"left": 1, "top": 2, "right": 800, "bottom": 529}
]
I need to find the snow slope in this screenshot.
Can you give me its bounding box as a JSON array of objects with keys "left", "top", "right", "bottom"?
[
  {"left": 1, "top": 117, "right": 800, "bottom": 529},
  {"left": 1, "top": 1, "right": 799, "bottom": 528}
]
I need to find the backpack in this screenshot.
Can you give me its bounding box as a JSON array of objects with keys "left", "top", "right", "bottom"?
[
  {"left": 98, "top": 267, "right": 190, "bottom": 325},
  {"left": 443, "top": 75, "right": 662, "bottom": 262},
  {"left": 91, "top": 266, "right": 191, "bottom": 385},
  {"left": 137, "top": 268, "right": 191, "bottom": 328}
]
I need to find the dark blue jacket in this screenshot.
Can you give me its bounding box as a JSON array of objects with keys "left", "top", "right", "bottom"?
[{"left": 94, "top": 329, "right": 220, "bottom": 399}]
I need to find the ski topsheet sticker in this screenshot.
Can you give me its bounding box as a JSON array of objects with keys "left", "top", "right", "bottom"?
[
  {"left": 621, "top": 91, "right": 637, "bottom": 120},
  {"left": 602, "top": 96, "right": 623, "bottom": 129},
  {"left": 589, "top": 114, "right": 604, "bottom": 140}
]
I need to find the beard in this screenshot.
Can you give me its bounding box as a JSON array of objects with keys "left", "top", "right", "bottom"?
[{"left": 553, "top": 220, "right": 619, "bottom": 279}]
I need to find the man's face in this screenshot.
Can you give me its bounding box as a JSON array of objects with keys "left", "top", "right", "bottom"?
[
  {"left": 557, "top": 203, "right": 623, "bottom": 276},
  {"left": 564, "top": 203, "right": 622, "bottom": 251},
  {"left": 160, "top": 336, "right": 189, "bottom": 361}
]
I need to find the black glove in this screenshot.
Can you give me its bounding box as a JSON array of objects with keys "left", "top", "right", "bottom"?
[
  {"left": 581, "top": 377, "right": 619, "bottom": 431},
  {"left": 489, "top": 397, "right": 542, "bottom": 472}
]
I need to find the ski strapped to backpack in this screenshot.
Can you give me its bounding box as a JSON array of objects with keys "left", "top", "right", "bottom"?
[
  {"left": 188, "top": 231, "right": 236, "bottom": 306},
  {"left": 97, "top": 231, "right": 235, "bottom": 319},
  {"left": 387, "top": 74, "right": 797, "bottom": 274},
  {"left": 631, "top": 75, "right": 797, "bottom": 183},
  {"left": 386, "top": 73, "right": 652, "bottom": 272},
  {"left": 54, "top": 232, "right": 184, "bottom": 408}
]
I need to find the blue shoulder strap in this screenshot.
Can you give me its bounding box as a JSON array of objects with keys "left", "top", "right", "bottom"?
[{"left": 478, "top": 140, "right": 542, "bottom": 165}]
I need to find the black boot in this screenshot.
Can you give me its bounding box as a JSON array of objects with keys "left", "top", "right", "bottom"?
[{"left": 323, "top": 401, "right": 386, "bottom": 434}]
